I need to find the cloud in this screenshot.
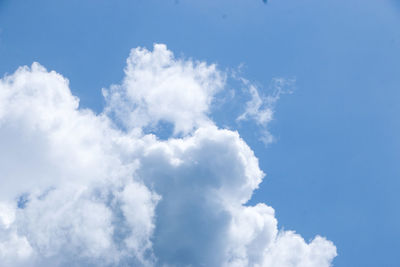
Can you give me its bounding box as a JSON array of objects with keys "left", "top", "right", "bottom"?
[
  {"left": 103, "top": 44, "right": 225, "bottom": 135},
  {"left": 237, "top": 77, "right": 294, "bottom": 145},
  {"left": 0, "top": 44, "right": 336, "bottom": 266}
]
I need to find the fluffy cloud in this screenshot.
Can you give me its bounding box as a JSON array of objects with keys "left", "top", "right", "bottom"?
[
  {"left": 103, "top": 44, "right": 225, "bottom": 135},
  {"left": 0, "top": 44, "right": 336, "bottom": 266}
]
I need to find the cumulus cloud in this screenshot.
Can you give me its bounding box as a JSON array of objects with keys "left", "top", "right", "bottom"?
[
  {"left": 103, "top": 44, "right": 225, "bottom": 135},
  {"left": 0, "top": 44, "right": 336, "bottom": 266}
]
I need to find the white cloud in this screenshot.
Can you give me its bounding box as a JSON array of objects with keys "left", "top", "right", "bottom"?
[
  {"left": 237, "top": 78, "right": 294, "bottom": 145},
  {"left": 0, "top": 44, "right": 336, "bottom": 266},
  {"left": 103, "top": 44, "right": 225, "bottom": 135},
  {"left": 237, "top": 83, "right": 273, "bottom": 126},
  {"left": 262, "top": 232, "right": 337, "bottom": 267}
]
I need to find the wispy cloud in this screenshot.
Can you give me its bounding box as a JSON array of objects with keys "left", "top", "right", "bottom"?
[{"left": 237, "top": 77, "right": 295, "bottom": 145}]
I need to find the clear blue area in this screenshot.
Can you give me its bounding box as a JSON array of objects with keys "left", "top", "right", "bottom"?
[{"left": 1, "top": 0, "right": 400, "bottom": 266}]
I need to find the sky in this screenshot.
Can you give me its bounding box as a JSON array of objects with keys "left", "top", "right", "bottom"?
[{"left": 0, "top": 0, "right": 400, "bottom": 266}]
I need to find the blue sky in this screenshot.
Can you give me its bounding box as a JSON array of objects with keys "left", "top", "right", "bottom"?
[{"left": 1, "top": 0, "right": 400, "bottom": 266}]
